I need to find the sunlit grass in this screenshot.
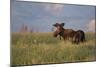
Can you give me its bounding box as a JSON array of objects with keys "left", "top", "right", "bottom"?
[{"left": 11, "top": 32, "right": 96, "bottom": 65}]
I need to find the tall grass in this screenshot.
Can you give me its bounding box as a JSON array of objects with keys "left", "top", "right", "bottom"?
[{"left": 11, "top": 32, "right": 96, "bottom": 65}]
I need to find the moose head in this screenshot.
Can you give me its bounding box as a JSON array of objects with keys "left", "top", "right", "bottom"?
[{"left": 53, "top": 23, "right": 65, "bottom": 38}]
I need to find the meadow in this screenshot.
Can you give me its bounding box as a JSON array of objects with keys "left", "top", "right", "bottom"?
[{"left": 11, "top": 32, "right": 96, "bottom": 66}]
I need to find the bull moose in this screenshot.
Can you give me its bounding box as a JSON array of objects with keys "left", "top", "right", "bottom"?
[{"left": 53, "top": 23, "right": 85, "bottom": 44}]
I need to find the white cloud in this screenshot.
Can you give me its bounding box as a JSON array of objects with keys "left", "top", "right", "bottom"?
[
  {"left": 87, "top": 19, "right": 96, "bottom": 32},
  {"left": 43, "top": 4, "right": 64, "bottom": 16}
]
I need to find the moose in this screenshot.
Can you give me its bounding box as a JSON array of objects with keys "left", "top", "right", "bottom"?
[{"left": 53, "top": 23, "right": 85, "bottom": 44}]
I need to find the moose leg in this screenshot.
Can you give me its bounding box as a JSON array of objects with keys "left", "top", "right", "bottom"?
[
  {"left": 72, "top": 37, "right": 76, "bottom": 44},
  {"left": 63, "top": 37, "right": 67, "bottom": 44},
  {"left": 59, "top": 35, "right": 61, "bottom": 40}
]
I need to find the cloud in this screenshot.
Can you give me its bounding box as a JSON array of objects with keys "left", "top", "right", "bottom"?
[
  {"left": 43, "top": 4, "right": 64, "bottom": 16},
  {"left": 87, "top": 19, "right": 96, "bottom": 32}
]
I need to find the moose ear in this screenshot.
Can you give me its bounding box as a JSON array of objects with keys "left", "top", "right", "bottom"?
[
  {"left": 53, "top": 24, "right": 57, "bottom": 27},
  {"left": 53, "top": 23, "right": 59, "bottom": 27},
  {"left": 61, "top": 23, "right": 65, "bottom": 26}
]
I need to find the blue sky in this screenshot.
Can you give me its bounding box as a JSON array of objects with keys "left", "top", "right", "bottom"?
[{"left": 11, "top": 0, "right": 96, "bottom": 32}]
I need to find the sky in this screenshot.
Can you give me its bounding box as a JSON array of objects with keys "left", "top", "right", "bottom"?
[{"left": 11, "top": 0, "right": 96, "bottom": 32}]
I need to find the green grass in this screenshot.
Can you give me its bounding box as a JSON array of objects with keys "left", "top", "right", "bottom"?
[{"left": 11, "top": 32, "right": 96, "bottom": 65}]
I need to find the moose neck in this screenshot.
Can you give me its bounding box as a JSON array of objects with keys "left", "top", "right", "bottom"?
[{"left": 59, "top": 27, "right": 65, "bottom": 36}]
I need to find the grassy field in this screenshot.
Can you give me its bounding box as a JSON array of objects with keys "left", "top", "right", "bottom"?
[{"left": 11, "top": 32, "right": 96, "bottom": 65}]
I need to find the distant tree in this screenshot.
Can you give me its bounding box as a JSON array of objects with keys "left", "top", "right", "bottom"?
[
  {"left": 30, "top": 27, "right": 34, "bottom": 33},
  {"left": 20, "top": 24, "right": 28, "bottom": 33}
]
